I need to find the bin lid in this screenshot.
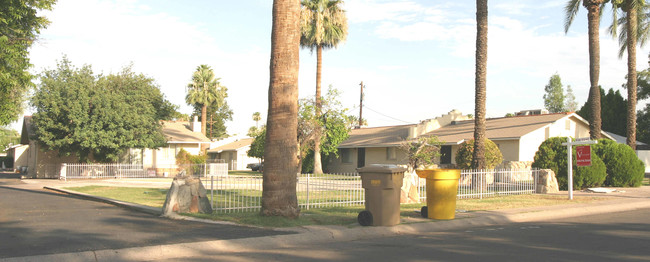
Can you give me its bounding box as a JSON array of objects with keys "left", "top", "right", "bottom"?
[{"left": 357, "top": 164, "right": 407, "bottom": 174}]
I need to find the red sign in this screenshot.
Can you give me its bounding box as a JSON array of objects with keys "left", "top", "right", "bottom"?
[{"left": 576, "top": 146, "right": 591, "bottom": 167}]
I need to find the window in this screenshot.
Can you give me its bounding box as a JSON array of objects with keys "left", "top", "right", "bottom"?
[
  {"left": 440, "top": 145, "right": 452, "bottom": 164},
  {"left": 386, "top": 147, "right": 397, "bottom": 160},
  {"left": 340, "top": 148, "right": 352, "bottom": 163}
]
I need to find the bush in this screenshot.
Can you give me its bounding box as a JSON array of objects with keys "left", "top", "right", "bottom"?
[
  {"left": 176, "top": 149, "right": 206, "bottom": 165},
  {"left": 599, "top": 143, "right": 645, "bottom": 187},
  {"left": 574, "top": 152, "right": 607, "bottom": 189},
  {"left": 455, "top": 139, "right": 503, "bottom": 169},
  {"left": 532, "top": 137, "right": 607, "bottom": 190}
]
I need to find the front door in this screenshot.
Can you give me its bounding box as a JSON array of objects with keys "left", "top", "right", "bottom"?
[{"left": 357, "top": 148, "right": 365, "bottom": 168}]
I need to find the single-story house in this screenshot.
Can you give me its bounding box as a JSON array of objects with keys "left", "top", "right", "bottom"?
[
  {"left": 19, "top": 116, "right": 212, "bottom": 178},
  {"left": 122, "top": 119, "right": 212, "bottom": 176},
  {"left": 207, "top": 138, "right": 260, "bottom": 170},
  {"left": 327, "top": 109, "right": 614, "bottom": 173}
]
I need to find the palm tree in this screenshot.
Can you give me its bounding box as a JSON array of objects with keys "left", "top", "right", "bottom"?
[
  {"left": 609, "top": 0, "right": 649, "bottom": 149},
  {"left": 300, "top": 0, "right": 348, "bottom": 174},
  {"left": 472, "top": 0, "right": 488, "bottom": 170},
  {"left": 186, "top": 65, "right": 224, "bottom": 136},
  {"left": 565, "top": 0, "right": 608, "bottom": 139},
  {"left": 253, "top": 111, "right": 262, "bottom": 128},
  {"left": 261, "top": 0, "right": 301, "bottom": 218}
]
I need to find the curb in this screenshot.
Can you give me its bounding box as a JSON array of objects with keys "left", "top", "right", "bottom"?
[{"left": 2, "top": 197, "right": 649, "bottom": 262}]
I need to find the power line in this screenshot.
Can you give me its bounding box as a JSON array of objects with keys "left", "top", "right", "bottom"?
[{"left": 363, "top": 105, "right": 412, "bottom": 124}]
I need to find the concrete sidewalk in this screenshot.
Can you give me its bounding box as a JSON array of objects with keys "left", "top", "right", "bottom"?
[{"left": 3, "top": 179, "right": 649, "bottom": 262}]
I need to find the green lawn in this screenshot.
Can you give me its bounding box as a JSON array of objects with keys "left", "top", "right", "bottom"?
[{"left": 64, "top": 185, "right": 609, "bottom": 228}]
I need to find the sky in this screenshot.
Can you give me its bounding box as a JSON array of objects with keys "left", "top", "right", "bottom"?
[{"left": 12, "top": 0, "right": 650, "bottom": 136}]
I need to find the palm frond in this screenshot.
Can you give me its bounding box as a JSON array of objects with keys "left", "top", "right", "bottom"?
[{"left": 564, "top": 0, "right": 583, "bottom": 33}]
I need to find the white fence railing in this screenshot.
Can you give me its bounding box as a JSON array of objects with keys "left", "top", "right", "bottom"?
[
  {"left": 202, "top": 173, "right": 363, "bottom": 213},
  {"left": 60, "top": 163, "right": 228, "bottom": 180},
  {"left": 418, "top": 169, "right": 539, "bottom": 201},
  {"left": 202, "top": 169, "right": 538, "bottom": 213}
]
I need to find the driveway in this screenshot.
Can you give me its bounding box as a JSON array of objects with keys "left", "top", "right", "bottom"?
[{"left": 0, "top": 173, "right": 291, "bottom": 259}]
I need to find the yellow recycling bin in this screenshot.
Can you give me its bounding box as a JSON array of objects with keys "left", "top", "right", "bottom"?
[{"left": 416, "top": 169, "right": 461, "bottom": 220}]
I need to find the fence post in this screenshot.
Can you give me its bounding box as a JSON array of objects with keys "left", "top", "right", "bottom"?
[
  {"left": 211, "top": 175, "right": 215, "bottom": 210},
  {"left": 306, "top": 173, "right": 310, "bottom": 210},
  {"left": 60, "top": 163, "right": 67, "bottom": 181}
]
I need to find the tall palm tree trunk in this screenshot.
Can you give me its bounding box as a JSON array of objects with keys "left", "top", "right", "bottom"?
[
  {"left": 586, "top": 0, "right": 603, "bottom": 139},
  {"left": 201, "top": 104, "right": 208, "bottom": 136},
  {"left": 262, "top": 0, "right": 301, "bottom": 218},
  {"left": 472, "top": 0, "right": 488, "bottom": 171},
  {"left": 625, "top": 4, "right": 637, "bottom": 149},
  {"left": 313, "top": 44, "right": 324, "bottom": 174}
]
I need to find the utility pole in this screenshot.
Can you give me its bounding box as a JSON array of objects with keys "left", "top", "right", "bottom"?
[{"left": 359, "top": 81, "right": 364, "bottom": 128}]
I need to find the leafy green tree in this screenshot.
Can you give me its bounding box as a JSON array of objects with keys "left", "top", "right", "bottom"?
[
  {"left": 298, "top": 87, "right": 352, "bottom": 172},
  {"left": 31, "top": 58, "right": 168, "bottom": 162},
  {"left": 544, "top": 73, "right": 567, "bottom": 113},
  {"left": 637, "top": 103, "right": 650, "bottom": 143},
  {"left": 565, "top": 0, "right": 610, "bottom": 139},
  {"left": 577, "top": 87, "right": 627, "bottom": 136},
  {"left": 0, "top": 127, "right": 19, "bottom": 153},
  {"left": 248, "top": 126, "right": 266, "bottom": 160},
  {"left": 186, "top": 65, "right": 227, "bottom": 136},
  {"left": 565, "top": 85, "right": 579, "bottom": 111},
  {"left": 399, "top": 136, "right": 442, "bottom": 173},
  {"left": 608, "top": 0, "right": 649, "bottom": 149},
  {"left": 300, "top": 0, "right": 348, "bottom": 175},
  {"left": 0, "top": 0, "right": 55, "bottom": 126}
]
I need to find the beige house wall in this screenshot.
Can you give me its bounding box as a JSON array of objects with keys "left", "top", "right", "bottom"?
[
  {"left": 11, "top": 145, "right": 29, "bottom": 169},
  {"left": 637, "top": 151, "right": 650, "bottom": 173},
  {"left": 26, "top": 142, "right": 78, "bottom": 178},
  {"left": 492, "top": 140, "right": 520, "bottom": 162}
]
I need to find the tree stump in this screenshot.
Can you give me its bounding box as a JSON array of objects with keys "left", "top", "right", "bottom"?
[{"left": 162, "top": 175, "right": 213, "bottom": 215}]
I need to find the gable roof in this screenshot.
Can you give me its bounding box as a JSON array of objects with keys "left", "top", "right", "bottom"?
[
  {"left": 207, "top": 138, "right": 254, "bottom": 153},
  {"left": 339, "top": 124, "right": 415, "bottom": 148},
  {"left": 161, "top": 121, "right": 211, "bottom": 144},
  {"left": 339, "top": 112, "right": 613, "bottom": 148},
  {"left": 20, "top": 116, "right": 35, "bottom": 144},
  {"left": 427, "top": 113, "right": 576, "bottom": 144}
]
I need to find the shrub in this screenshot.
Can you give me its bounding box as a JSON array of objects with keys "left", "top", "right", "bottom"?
[
  {"left": 574, "top": 152, "right": 607, "bottom": 189},
  {"left": 455, "top": 139, "right": 503, "bottom": 169},
  {"left": 176, "top": 149, "right": 206, "bottom": 165},
  {"left": 599, "top": 143, "right": 645, "bottom": 187},
  {"left": 532, "top": 137, "right": 607, "bottom": 190}
]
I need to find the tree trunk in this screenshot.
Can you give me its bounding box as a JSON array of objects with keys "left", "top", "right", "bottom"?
[
  {"left": 472, "top": 0, "right": 488, "bottom": 170},
  {"left": 201, "top": 104, "right": 207, "bottom": 136},
  {"left": 625, "top": 4, "right": 637, "bottom": 149},
  {"left": 262, "top": 0, "right": 301, "bottom": 218},
  {"left": 585, "top": 0, "right": 602, "bottom": 139},
  {"left": 313, "top": 45, "right": 324, "bottom": 175}
]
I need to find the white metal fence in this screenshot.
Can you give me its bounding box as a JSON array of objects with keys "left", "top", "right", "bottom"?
[
  {"left": 201, "top": 169, "right": 539, "bottom": 213},
  {"left": 418, "top": 169, "right": 540, "bottom": 201},
  {"left": 202, "top": 173, "right": 363, "bottom": 213},
  {"left": 60, "top": 163, "right": 228, "bottom": 180}
]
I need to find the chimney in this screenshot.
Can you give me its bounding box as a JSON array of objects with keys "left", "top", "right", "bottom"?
[{"left": 192, "top": 116, "right": 201, "bottom": 133}]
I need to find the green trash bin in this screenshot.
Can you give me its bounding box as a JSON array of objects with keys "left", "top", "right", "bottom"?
[
  {"left": 357, "top": 164, "right": 406, "bottom": 226},
  {"left": 416, "top": 169, "right": 461, "bottom": 220}
]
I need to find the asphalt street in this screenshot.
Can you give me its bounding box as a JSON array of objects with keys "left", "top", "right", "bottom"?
[
  {"left": 157, "top": 208, "right": 650, "bottom": 262},
  {"left": 0, "top": 174, "right": 292, "bottom": 259}
]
